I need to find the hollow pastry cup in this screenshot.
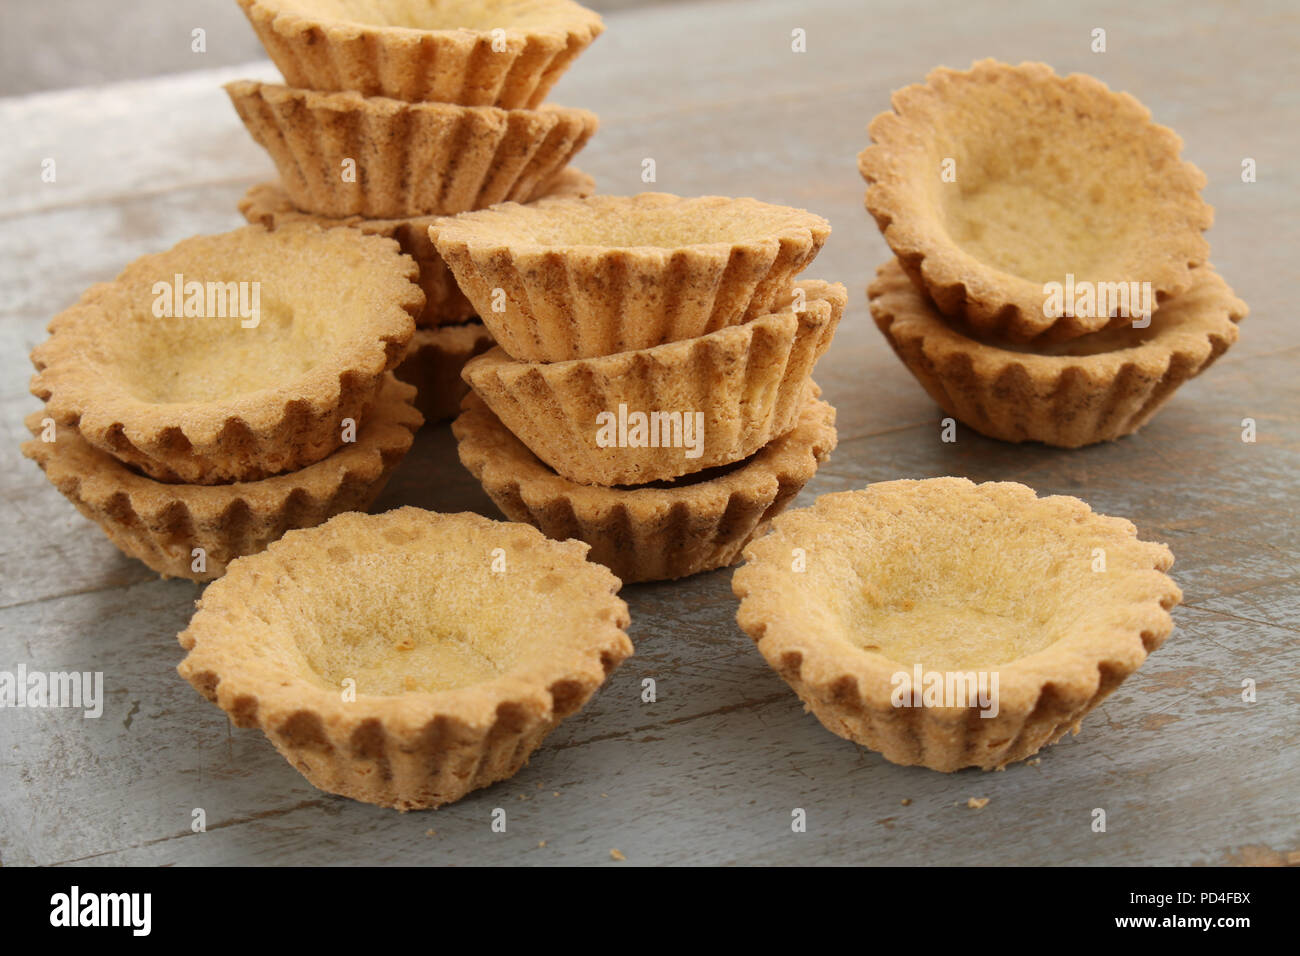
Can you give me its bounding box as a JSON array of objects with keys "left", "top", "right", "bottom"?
[
  {"left": 22, "top": 376, "right": 421, "bottom": 581},
  {"left": 858, "top": 60, "right": 1213, "bottom": 343},
  {"left": 462, "top": 280, "right": 845, "bottom": 485},
  {"left": 430, "top": 193, "right": 831, "bottom": 361},
  {"left": 733, "top": 478, "right": 1181, "bottom": 771},
  {"left": 29, "top": 223, "right": 420, "bottom": 484},
  {"left": 177, "top": 507, "right": 633, "bottom": 810},
  {"left": 237, "top": 0, "right": 604, "bottom": 108},
  {"left": 869, "top": 258, "right": 1245, "bottom": 447},
  {"left": 454, "top": 388, "right": 837, "bottom": 583},
  {"left": 227, "top": 80, "right": 598, "bottom": 219}
]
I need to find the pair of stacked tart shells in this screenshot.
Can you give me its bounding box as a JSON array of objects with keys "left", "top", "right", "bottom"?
[
  {"left": 229, "top": 0, "right": 604, "bottom": 219},
  {"left": 858, "top": 60, "right": 1245, "bottom": 447},
  {"left": 230, "top": 1, "right": 609, "bottom": 424},
  {"left": 24, "top": 223, "right": 427, "bottom": 581},
  {"left": 438, "top": 191, "right": 844, "bottom": 583}
]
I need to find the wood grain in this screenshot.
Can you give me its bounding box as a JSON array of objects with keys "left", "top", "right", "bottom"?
[{"left": 1, "top": 0, "right": 1296, "bottom": 866}]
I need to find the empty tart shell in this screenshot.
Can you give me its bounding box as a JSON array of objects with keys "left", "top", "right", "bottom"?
[
  {"left": 733, "top": 478, "right": 1181, "bottom": 771},
  {"left": 454, "top": 389, "right": 838, "bottom": 583},
  {"left": 22, "top": 375, "right": 421, "bottom": 582},
  {"left": 227, "top": 80, "right": 598, "bottom": 219},
  {"left": 430, "top": 192, "right": 832, "bottom": 361},
  {"left": 237, "top": 0, "right": 604, "bottom": 108},
  {"left": 177, "top": 507, "right": 633, "bottom": 810},
  {"left": 858, "top": 59, "right": 1213, "bottom": 343},
  {"left": 238, "top": 168, "right": 596, "bottom": 328},
  {"left": 29, "top": 223, "right": 420, "bottom": 484},
  {"left": 461, "top": 280, "right": 845, "bottom": 485},
  {"left": 394, "top": 322, "right": 496, "bottom": 423},
  {"left": 869, "top": 258, "right": 1245, "bottom": 447}
]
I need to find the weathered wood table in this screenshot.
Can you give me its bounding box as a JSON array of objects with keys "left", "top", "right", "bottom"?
[{"left": 1, "top": 0, "right": 1296, "bottom": 866}]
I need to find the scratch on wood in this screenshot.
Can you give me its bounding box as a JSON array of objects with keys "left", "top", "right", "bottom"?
[
  {"left": 45, "top": 799, "right": 334, "bottom": 865},
  {"left": 549, "top": 692, "right": 794, "bottom": 751}
]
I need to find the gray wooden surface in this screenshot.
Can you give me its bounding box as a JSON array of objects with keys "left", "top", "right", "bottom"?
[{"left": 1, "top": 0, "right": 1297, "bottom": 866}]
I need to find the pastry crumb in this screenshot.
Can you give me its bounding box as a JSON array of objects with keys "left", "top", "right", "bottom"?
[
  {"left": 538, "top": 840, "right": 547, "bottom": 848},
  {"left": 901, "top": 798, "right": 912, "bottom": 806},
  {"left": 967, "top": 797, "right": 990, "bottom": 810},
  {"left": 425, "top": 829, "right": 436, "bottom": 836},
  {"left": 610, "top": 848, "right": 626, "bottom": 861},
  {"left": 1027, "top": 758, "right": 1042, "bottom": 766}
]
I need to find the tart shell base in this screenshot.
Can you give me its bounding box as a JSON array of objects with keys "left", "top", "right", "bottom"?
[
  {"left": 22, "top": 376, "right": 422, "bottom": 581},
  {"left": 462, "top": 280, "right": 845, "bottom": 486},
  {"left": 770, "top": 657, "right": 1145, "bottom": 772},
  {"left": 870, "top": 259, "right": 1244, "bottom": 447},
  {"left": 269, "top": 713, "right": 564, "bottom": 811},
  {"left": 431, "top": 193, "right": 832, "bottom": 362},
  {"left": 454, "top": 389, "right": 838, "bottom": 583},
  {"left": 226, "top": 81, "right": 598, "bottom": 219}
]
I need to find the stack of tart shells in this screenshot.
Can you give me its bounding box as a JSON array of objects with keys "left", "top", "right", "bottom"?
[
  {"left": 858, "top": 59, "right": 1246, "bottom": 447},
  {"left": 439, "top": 192, "right": 844, "bottom": 583},
  {"left": 23, "top": 224, "right": 425, "bottom": 582},
  {"left": 232, "top": 0, "right": 605, "bottom": 423}
]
